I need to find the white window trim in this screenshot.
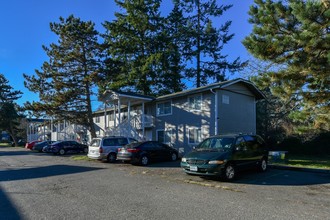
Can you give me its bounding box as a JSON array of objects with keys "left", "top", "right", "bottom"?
[
  {"left": 188, "top": 94, "right": 203, "bottom": 112},
  {"left": 188, "top": 127, "right": 202, "bottom": 145},
  {"left": 156, "top": 100, "right": 172, "bottom": 116}
]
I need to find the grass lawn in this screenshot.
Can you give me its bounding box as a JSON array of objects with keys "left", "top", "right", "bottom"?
[
  {"left": 270, "top": 154, "right": 330, "bottom": 170},
  {"left": 0, "top": 143, "right": 11, "bottom": 147},
  {"left": 71, "top": 155, "right": 95, "bottom": 161}
]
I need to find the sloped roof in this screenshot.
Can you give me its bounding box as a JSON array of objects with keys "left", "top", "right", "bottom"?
[
  {"left": 156, "top": 78, "right": 266, "bottom": 101},
  {"left": 98, "top": 78, "right": 266, "bottom": 106},
  {"left": 99, "top": 89, "right": 155, "bottom": 106}
]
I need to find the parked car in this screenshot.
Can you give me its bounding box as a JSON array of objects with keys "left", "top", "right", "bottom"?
[
  {"left": 25, "top": 140, "right": 41, "bottom": 150},
  {"left": 42, "top": 144, "right": 53, "bottom": 153},
  {"left": 180, "top": 134, "right": 269, "bottom": 181},
  {"left": 51, "top": 141, "right": 88, "bottom": 155},
  {"left": 117, "top": 141, "right": 178, "bottom": 166},
  {"left": 11, "top": 139, "right": 26, "bottom": 147},
  {"left": 87, "top": 136, "right": 137, "bottom": 162},
  {"left": 32, "top": 141, "right": 54, "bottom": 152}
]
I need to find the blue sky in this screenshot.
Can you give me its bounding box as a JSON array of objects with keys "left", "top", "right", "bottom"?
[{"left": 0, "top": 0, "right": 254, "bottom": 109}]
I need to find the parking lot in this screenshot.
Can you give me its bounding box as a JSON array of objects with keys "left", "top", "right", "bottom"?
[{"left": 1, "top": 147, "right": 330, "bottom": 220}]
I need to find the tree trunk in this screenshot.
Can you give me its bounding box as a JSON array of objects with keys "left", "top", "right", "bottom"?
[
  {"left": 196, "top": 0, "right": 201, "bottom": 88},
  {"left": 8, "top": 122, "right": 18, "bottom": 147}
]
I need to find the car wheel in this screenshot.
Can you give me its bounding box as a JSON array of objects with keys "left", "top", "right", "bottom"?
[
  {"left": 223, "top": 164, "right": 236, "bottom": 181},
  {"left": 140, "top": 155, "right": 149, "bottom": 166},
  {"left": 107, "top": 153, "right": 116, "bottom": 163},
  {"left": 59, "top": 149, "right": 66, "bottom": 155},
  {"left": 83, "top": 148, "right": 88, "bottom": 154},
  {"left": 259, "top": 158, "right": 267, "bottom": 172},
  {"left": 171, "top": 152, "right": 177, "bottom": 161}
]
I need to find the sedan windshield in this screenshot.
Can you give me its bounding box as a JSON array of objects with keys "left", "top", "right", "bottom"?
[{"left": 195, "top": 137, "right": 235, "bottom": 151}]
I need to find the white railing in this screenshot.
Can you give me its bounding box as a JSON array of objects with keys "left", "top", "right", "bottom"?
[{"left": 105, "top": 114, "right": 154, "bottom": 140}]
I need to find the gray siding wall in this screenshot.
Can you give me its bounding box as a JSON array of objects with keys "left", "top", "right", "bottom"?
[
  {"left": 154, "top": 92, "right": 215, "bottom": 154},
  {"left": 217, "top": 83, "right": 256, "bottom": 134}
]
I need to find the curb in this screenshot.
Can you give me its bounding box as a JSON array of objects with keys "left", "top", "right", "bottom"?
[{"left": 269, "top": 164, "right": 330, "bottom": 174}]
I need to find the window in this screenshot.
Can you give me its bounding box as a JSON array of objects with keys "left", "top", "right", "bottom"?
[
  {"left": 188, "top": 95, "right": 202, "bottom": 111},
  {"left": 157, "top": 101, "right": 172, "bottom": 116},
  {"left": 157, "top": 130, "right": 165, "bottom": 143},
  {"left": 109, "top": 113, "right": 115, "bottom": 121},
  {"left": 95, "top": 116, "right": 100, "bottom": 123},
  {"left": 142, "top": 142, "right": 156, "bottom": 150},
  {"left": 222, "top": 95, "right": 229, "bottom": 104},
  {"left": 188, "top": 128, "right": 201, "bottom": 144},
  {"left": 157, "top": 129, "right": 172, "bottom": 144}
]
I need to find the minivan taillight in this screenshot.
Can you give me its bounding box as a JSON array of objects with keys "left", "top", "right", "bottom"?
[
  {"left": 99, "top": 147, "right": 103, "bottom": 153},
  {"left": 127, "top": 148, "right": 140, "bottom": 153}
]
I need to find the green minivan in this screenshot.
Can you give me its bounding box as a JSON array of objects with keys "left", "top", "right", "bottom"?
[{"left": 181, "top": 134, "right": 269, "bottom": 181}]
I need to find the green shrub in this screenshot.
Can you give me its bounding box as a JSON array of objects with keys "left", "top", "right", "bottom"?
[{"left": 277, "top": 132, "right": 330, "bottom": 155}]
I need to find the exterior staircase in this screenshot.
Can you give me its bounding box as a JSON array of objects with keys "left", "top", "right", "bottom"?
[{"left": 105, "top": 114, "right": 154, "bottom": 141}]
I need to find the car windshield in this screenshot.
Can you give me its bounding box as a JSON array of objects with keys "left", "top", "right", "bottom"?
[{"left": 195, "top": 137, "right": 235, "bottom": 152}]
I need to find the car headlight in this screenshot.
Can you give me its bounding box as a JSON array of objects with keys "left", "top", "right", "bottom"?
[
  {"left": 208, "top": 160, "right": 225, "bottom": 165},
  {"left": 181, "top": 158, "right": 187, "bottom": 162}
]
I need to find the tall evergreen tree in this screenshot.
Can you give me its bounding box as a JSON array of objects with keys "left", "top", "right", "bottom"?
[
  {"left": 157, "top": 0, "right": 186, "bottom": 94},
  {"left": 243, "top": 0, "right": 330, "bottom": 132},
  {"left": 24, "top": 15, "right": 104, "bottom": 138},
  {"left": 102, "top": 0, "right": 184, "bottom": 95},
  {"left": 181, "top": 0, "right": 246, "bottom": 87},
  {"left": 0, "top": 74, "right": 23, "bottom": 146}
]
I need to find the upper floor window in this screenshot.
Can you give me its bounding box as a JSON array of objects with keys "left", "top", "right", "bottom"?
[
  {"left": 188, "top": 95, "right": 202, "bottom": 111},
  {"left": 95, "top": 116, "right": 100, "bottom": 123},
  {"left": 157, "top": 101, "right": 172, "bottom": 116}
]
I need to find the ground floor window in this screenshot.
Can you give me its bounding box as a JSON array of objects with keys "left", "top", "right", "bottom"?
[
  {"left": 157, "top": 129, "right": 173, "bottom": 144},
  {"left": 188, "top": 128, "right": 201, "bottom": 144}
]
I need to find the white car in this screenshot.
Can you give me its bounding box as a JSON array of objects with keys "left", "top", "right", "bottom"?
[{"left": 87, "top": 136, "right": 137, "bottom": 162}]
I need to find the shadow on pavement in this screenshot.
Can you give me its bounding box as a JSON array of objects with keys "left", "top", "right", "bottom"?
[
  {"left": 227, "top": 168, "right": 330, "bottom": 186},
  {"left": 137, "top": 161, "right": 330, "bottom": 186},
  {"left": 146, "top": 160, "right": 181, "bottom": 168},
  {"left": 0, "top": 165, "right": 104, "bottom": 182},
  {"left": 0, "top": 186, "right": 22, "bottom": 219}
]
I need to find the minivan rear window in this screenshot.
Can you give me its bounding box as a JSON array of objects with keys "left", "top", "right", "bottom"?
[{"left": 90, "top": 139, "right": 101, "bottom": 147}]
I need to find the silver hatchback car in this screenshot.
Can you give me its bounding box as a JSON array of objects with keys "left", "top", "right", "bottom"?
[{"left": 87, "top": 136, "right": 137, "bottom": 162}]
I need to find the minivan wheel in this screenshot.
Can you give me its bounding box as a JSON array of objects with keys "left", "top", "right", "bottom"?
[
  {"left": 140, "top": 155, "right": 149, "bottom": 166},
  {"left": 59, "top": 149, "right": 66, "bottom": 155},
  {"left": 259, "top": 158, "right": 267, "bottom": 172},
  {"left": 107, "top": 153, "right": 116, "bottom": 163},
  {"left": 171, "top": 152, "right": 177, "bottom": 161},
  {"left": 223, "top": 164, "right": 236, "bottom": 181}
]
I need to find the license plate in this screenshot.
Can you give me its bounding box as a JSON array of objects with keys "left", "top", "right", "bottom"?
[
  {"left": 190, "top": 166, "right": 198, "bottom": 171},
  {"left": 90, "top": 150, "right": 95, "bottom": 153}
]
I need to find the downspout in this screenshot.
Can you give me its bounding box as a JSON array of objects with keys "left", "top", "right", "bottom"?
[
  {"left": 142, "top": 102, "right": 145, "bottom": 140},
  {"left": 128, "top": 100, "right": 131, "bottom": 137},
  {"left": 210, "top": 89, "right": 218, "bottom": 135},
  {"left": 104, "top": 103, "right": 107, "bottom": 136},
  {"left": 114, "top": 104, "right": 117, "bottom": 128}
]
